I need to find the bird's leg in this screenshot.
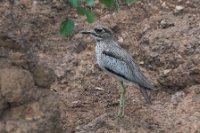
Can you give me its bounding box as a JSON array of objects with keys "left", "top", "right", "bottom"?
[{"left": 118, "top": 81, "right": 126, "bottom": 118}]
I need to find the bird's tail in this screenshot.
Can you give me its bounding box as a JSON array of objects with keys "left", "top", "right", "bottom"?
[{"left": 139, "top": 86, "right": 152, "bottom": 104}]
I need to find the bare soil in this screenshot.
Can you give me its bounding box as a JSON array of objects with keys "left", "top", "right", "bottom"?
[{"left": 1, "top": 0, "right": 200, "bottom": 132}]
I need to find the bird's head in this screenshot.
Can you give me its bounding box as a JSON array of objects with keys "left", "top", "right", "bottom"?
[{"left": 81, "top": 25, "right": 113, "bottom": 40}]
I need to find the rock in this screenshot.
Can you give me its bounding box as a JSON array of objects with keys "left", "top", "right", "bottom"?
[
  {"left": 159, "top": 20, "right": 175, "bottom": 29},
  {"left": 73, "top": 42, "right": 87, "bottom": 54},
  {"left": 0, "top": 48, "right": 8, "bottom": 58},
  {"left": 191, "top": 54, "right": 200, "bottom": 65},
  {"left": 174, "top": 5, "right": 184, "bottom": 14},
  {"left": 121, "top": 31, "right": 128, "bottom": 38},
  {"left": 0, "top": 94, "right": 8, "bottom": 117},
  {"left": 161, "top": 2, "right": 167, "bottom": 8},
  {"left": 139, "top": 61, "right": 144, "bottom": 65},
  {"left": 0, "top": 90, "right": 64, "bottom": 133},
  {"left": 192, "top": 94, "right": 200, "bottom": 103},
  {"left": 149, "top": 52, "right": 159, "bottom": 58},
  {"left": 117, "top": 36, "right": 124, "bottom": 43},
  {"left": 142, "top": 24, "right": 151, "bottom": 33},
  {"left": 163, "top": 69, "right": 172, "bottom": 75},
  {"left": 175, "top": 6, "right": 184, "bottom": 11},
  {"left": 184, "top": 40, "right": 200, "bottom": 56},
  {"left": 0, "top": 58, "right": 11, "bottom": 69},
  {"left": 0, "top": 34, "right": 21, "bottom": 51},
  {"left": 0, "top": 65, "right": 63, "bottom": 133},
  {"left": 9, "top": 52, "right": 28, "bottom": 68},
  {"left": 171, "top": 91, "right": 186, "bottom": 105},
  {"left": 32, "top": 64, "right": 56, "bottom": 88},
  {"left": 0, "top": 68, "right": 35, "bottom": 105},
  {"left": 0, "top": 122, "right": 5, "bottom": 133},
  {"left": 189, "top": 65, "right": 200, "bottom": 84},
  {"left": 184, "top": 85, "right": 200, "bottom": 103},
  {"left": 188, "top": 85, "right": 200, "bottom": 95},
  {"left": 158, "top": 64, "right": 193, "bottom": 90}
]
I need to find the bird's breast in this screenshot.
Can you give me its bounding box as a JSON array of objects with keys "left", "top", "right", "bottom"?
[{"left": 95, "top": 43, "right": 105, "bottom": 68}]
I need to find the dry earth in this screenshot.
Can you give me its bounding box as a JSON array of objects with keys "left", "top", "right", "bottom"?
[{"left": 0, "top": 0, "right": 200, "bottom": 133}]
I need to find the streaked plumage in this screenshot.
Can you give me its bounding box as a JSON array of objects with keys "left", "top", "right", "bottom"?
[{"left": 81, "top": 25, "right": 153, "bottom": 117}]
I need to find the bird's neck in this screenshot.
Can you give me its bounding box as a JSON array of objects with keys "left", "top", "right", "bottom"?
[
  {"left": 96, "top": 38, "right": 113, "bottom": 45},
  {"left": 96, "top": 38, "right": 119, "bottom": 48}
]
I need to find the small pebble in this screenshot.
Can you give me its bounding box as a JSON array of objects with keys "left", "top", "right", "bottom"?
[
  {"left": 174, "top": 5, "right": 184, "bottom": 13},
  {"left": 171, "top": 91, "right": 186, "bottom": 105},
  {"left": 176, "top": 6, "right": 184, "bottom": 11},
  {"left": 118, "top": 36, "right": 124, "bottom": 43}
]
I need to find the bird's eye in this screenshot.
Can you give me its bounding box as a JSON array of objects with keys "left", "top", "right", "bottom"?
[{"left": 94, "top": 28, "right": 104, "bottom": 33}]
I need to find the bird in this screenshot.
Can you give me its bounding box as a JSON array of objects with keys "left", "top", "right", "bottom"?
[{"left": 81, "top": 25, "right": 153, "bottom": 118}]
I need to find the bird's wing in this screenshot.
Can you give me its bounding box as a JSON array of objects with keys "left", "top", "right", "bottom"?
[{"left": 102, "top": 45, "right": 153, "bottom": 89}]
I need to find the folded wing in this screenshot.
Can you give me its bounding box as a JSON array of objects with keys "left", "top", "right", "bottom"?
[{"left": 101, "top": 45, "right": 153, "bottom": 90}]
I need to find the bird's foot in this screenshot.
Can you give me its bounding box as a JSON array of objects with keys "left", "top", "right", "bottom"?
[
  {"left": 115, "top": 108, "right": 124, "bottom": 119},
  {"left": 117, "top": 112, "right": 124, "bottom": 118}
]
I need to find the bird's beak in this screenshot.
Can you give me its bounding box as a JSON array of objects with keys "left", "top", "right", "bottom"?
[{"left": 81, "top": 30, "right": 94, "bottom": 35}]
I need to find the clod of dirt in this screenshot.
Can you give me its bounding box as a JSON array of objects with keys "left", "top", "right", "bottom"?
[
  {"left": 9, "top": 52, "right": 28, "bottom": 68},
  {"left": 0, "top": 122, "right": 5, "bottom": 133},
  {"left": 159, "top": 20, "right": 175, "bottom": 29},
  {"left": 0, "top": 58, "right": 11, "bottom": 69},
  {"left": 174, "top": 5, "right": 184, "bottom": 14},
  {"left": 191, "top": 54, "right": 200, "bottom": 65},
  {"left": 189, "top": 64, "right": 200, "bottom": 84},
  {"left": 184, "top": 40, "right": 200, "bottom": 56},
  {"left": 0, "top": 94, "right": 9, "bottom": 117},
  {"left": 0, "top": 34, "right": 22, "bottom": 51},
  {"left": 158, "top": 63, "right": 200, "bottom": 91},
  {"left": 73, "top": 42, "right": 87, "bottom": 54},
  {"left": 32, "top": 64, "right": 56, "bottom": 88},
  {"left": 0, "top": 58, "right": 63, "bottom": 133},
  {"left": 158, "top": 64, "right": 192, "bottom": 90},
  {"left": 0, "top": 90, "right": 64, "bottom": 133},
  {"left": 0, "top": 68, "right": 35, "bottom": 105},
  {"left": 171, "top": 91, "right": 186, "bottom": 105}
]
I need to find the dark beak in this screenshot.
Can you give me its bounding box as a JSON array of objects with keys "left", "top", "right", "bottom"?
[{"left": 81, "top": 30, "right": 94, "bottom": 35}]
